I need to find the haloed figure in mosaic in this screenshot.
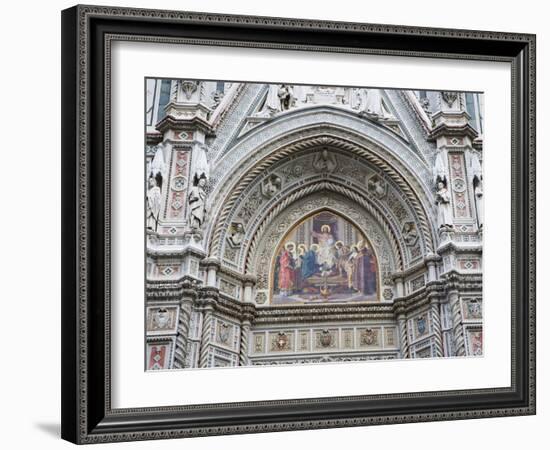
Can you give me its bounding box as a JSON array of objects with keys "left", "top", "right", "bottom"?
[
  {"left": 145, "top": 79, "right": 484, "bottom": 370},
  {"left": 272, "top": 212, "right": 377, "bottom": 304}
]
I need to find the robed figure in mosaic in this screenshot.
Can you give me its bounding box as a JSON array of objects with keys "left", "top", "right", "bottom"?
[{"left": 272, "top": 211, "right": 378, "bottom": 304}]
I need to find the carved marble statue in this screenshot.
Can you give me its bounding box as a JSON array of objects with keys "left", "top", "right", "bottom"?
[
  {"left": 474, "top": 180, "right": 484, "bottom": 228},
  {"left": 292, "top": 85, "right": 307, "bottom": 104},
  {"left": 149, "top": 144, "right": 167, "bottom": 189},
  {"left": 471, "top": 153, "right": 484, "bottom": 228},
  {"left": 193, "top": 144, "right": 210, "bottom": 182},
  {"left": 277, "top": 84, "right": 295, "bottom": 111},
  {"left": 211, "top": 90, "right": 224, "bottom": 109},
  {"left": 188, "top": 174, "right": 207, "bottom": 229},
  {"left": 433, "top": 152, "right": 448, "bottom": 187},
  {"left": 358, "top": 89, "right": 386, "bottom": 119},
  {"left": 146, "top": 177, "right": 162, "bottom": 231},
  {"left": 435, "top": 181, "right": 453, "bottom": 230},
  {"left": 258, "top": 84, "right": 280, "bottom": 116},
  {"left": 420, "top": 97, "right": 431, "bottom": 114}
]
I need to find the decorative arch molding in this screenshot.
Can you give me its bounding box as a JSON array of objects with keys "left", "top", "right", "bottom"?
[
  {"left": 210, "top": 106, "right": 432, "bottom": 188},
  {"left": 206, "top": 132, "right": 437, "bottom": 259},
  {"left": 217, "top": 147, "right": 428, "bottom": 272},
  {"left": 243, "top": 181, "right": 402, "bottom": 272},
  {"left": 220, "top": 175, "right": 409, "bottom": 273}
]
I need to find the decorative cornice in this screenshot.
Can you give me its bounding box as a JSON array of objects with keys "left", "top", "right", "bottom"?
[
  {"left": 156, "top": 114, "right": 215, "bottom": 136},
  {"left": 429, "top": 122, "right": 479, "bottom": 141},
  {"left": 436, "top": 240, "right": 483, "bottom": 254},
  {"left": 200, "top": 257, "right": 221, "bottom": 270}
]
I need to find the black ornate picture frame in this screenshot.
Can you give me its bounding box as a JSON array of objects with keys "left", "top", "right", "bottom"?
[{"left": 61, "top": 5, "right": 536, "bottom": 444}]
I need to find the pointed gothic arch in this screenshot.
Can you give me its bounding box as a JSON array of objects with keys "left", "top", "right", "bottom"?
[{"left": 204, "top": 110, "right": 438, "bottom": 269}]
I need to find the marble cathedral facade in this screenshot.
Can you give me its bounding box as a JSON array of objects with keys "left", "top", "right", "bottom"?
[{"left": 145, "top": 80, "right": 484, "bottom": 370}]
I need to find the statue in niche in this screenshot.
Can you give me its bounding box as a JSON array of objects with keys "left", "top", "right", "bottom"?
[
  {"left": 192, "top": 144, "right": 210, "bottom": 182},
  {"left": 258, "top": 84, "right": 295, "bottom": 117},
  {"left": 471, "top": 153, "right": 484, "bottom": 229},
  {"left": 349, "top": 89, "right": 366, "bottom": 110},
  {"left": 146, "top": 177, "right": 162, "bottom": 231},
  {"left": 277, "top": 84, "right": 295, "bottom": 111},
  {"left": 433, "top": 152, "right": 448, "bottom": 187},
  {"left": 435, "top": 181, "right": 454, "bottom": 230},
  {"left": 432, "top": 151, "right": 453, "bottom": 229},
  {"left": 420, "top": 97, "right": 431, "bottom": 114},
  {"left": 313, "top": 148, "right": 337, "bottom": 173},
  {"left": 260, "top": 174, "right": 282, "bottom": 198},
  {"left": 211, "top": 90, "right": 224, "bottom": 109},
  {"left": 187, "top": 173, "right": 207, "bottom": 230},
  {"left": 358, "top": 89, "right": 386, "bottom": 120},
  {"left": 474, "top": 179, "right": 484, "bottom": 229},
  {"left": 149, "top": 144, "right": 167, "bottom": 191},
  {"left": 262, "top": 84, "right": 281, "bottom": 114},
  {"left": 292, "top": 85, "right": 307, "bottom": 105}
]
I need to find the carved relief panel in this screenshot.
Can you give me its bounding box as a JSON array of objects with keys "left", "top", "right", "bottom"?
[
  {"left": 166, "top": 148, "right": 191, "bottom": 221},
  {"left": 448, "top": 153, "right": 472, "bottom": 219}
]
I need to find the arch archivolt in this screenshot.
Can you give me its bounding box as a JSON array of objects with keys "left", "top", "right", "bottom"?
[
  {"left": 205, "top": 130, "right": 437, "bottom": 261},
  {"left": 213, "top": 150, "right": 430, "bottom": 275},
  {"left": 209, "top": 107, "right": 432, "bottom": 192},
  {"left": 238, "top": 180, "right": 403, "bottom": 272}
]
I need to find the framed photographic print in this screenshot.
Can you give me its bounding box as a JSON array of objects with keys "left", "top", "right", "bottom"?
[{"left": 61, "top": 4, "right": 536, "bottom": 444}]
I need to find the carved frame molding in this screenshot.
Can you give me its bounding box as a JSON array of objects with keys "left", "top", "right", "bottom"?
[{"left": 61, "top": 4, "right": 535, "bottom": 444}]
